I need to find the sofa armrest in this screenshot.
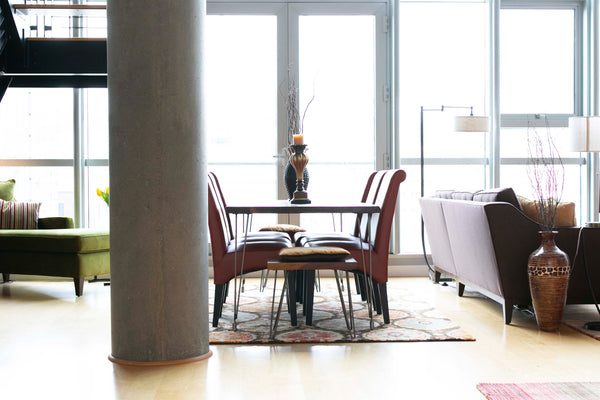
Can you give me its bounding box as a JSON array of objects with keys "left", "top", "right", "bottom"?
[
  {"left": 442, "top": 200, "right": 503, "bottom": 297},
  {"left": 38, "top": 217, "right": 75, "bottom": 229}
]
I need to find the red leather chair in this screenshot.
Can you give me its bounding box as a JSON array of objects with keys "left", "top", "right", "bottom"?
[
  {"left": 208, "top": 173, "right": 292, "bottom": 327},
  {"left": 295, "top": 169, "right": 406, "bottom": 323}
]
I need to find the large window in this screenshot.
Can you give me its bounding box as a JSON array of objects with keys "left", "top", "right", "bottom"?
[
  {"left": 0, "top": 89, "right": 74, "bottom": 218},
  {"left": 0, "top": 0, "right": 595, "bottom": 266},
  {"left": 499, "top": 2, "right": 587, "bottom": 222},
  {"left": 398, "top": 1, "right": 488, "bottom": 254},
  {"left": 206, "top": 2, "right": 388, "bottom": 233}
]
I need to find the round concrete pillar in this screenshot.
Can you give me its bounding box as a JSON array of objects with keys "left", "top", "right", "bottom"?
[{"left": 107, "top": 0, "right": 211, "bottom": 364}]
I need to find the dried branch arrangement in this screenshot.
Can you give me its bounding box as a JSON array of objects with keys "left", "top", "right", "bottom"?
[
  {"left": 526, "top": 116, "right": 565, "bottom": 232},
  {"left": 285, "top": 75, "right": 314, "bottom": 145}
]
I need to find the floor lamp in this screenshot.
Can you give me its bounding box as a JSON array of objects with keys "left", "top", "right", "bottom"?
[
  {"left": 420, "top": 105, "right": 490, "bottom": 279},
  {"left": 568, "top": 116, "right": 600, "bottom": 331}
]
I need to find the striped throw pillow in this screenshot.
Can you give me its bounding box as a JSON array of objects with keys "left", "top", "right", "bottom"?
[{"left": 0, "top": 200, "right": 41, "bottom": 229}]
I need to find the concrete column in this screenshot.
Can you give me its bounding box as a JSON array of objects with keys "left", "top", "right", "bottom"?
[{"left": 107, "top": 0, "right": 211, "bottom": 364}]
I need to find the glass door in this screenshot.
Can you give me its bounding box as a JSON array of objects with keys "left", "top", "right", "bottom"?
[
  {"left": 206, "top": 2, "right": 389, "bottom": 232},
  {"left": 288, "top": 3, "right": 389, "bottom": 231}
]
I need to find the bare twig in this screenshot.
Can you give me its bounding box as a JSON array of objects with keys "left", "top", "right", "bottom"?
[
  {"left": 526, "top": 116, "right": 565, "bottom": 231},
  {"left": 285, "top": 71, "right": 314, "bottom": 144}
]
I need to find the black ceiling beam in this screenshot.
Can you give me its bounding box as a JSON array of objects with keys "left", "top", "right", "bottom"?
[
  {"left": 10, "top": 38, "right": 107, "bottom": 74},
  {"left": 0, "top": 75, "right": 12, "bottom": 101},
  {"left": 7, "top": 74, "right": 106, "bottom": 88}
]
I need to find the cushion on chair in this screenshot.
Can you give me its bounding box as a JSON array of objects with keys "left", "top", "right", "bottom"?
[
  {"left": 260, "top": 224, "right": 306, "bottom": 234},
  {"left": 517, "top": 195, "right": 577, "bottom": 227},
  {"left": 279, "top": 246, "right": 350, "bottom": 262},
  {"left": 0, "top": 179, "right": 16, "bottom": 201},
  {"left": 0, "top": 200, "right": 41, "bottom": 229}
]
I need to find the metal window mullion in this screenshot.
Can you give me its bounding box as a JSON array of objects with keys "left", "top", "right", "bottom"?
[{"left": 490, "top": 0, "right": 501, "bottom": 188}]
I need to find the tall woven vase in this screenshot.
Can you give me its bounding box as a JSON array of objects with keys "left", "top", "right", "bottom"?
[{"left": 527, "top": 231, "right": 570, "bottom": 332}]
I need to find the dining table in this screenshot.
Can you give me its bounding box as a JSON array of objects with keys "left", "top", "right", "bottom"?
[{"left": 225, "top": 200, "right": 381, "bottom": 331}]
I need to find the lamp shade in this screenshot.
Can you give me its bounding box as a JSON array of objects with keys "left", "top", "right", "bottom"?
[
  {"left": 453, "top": 116, "right": 489, "bottom": 132},
  {"left": 568, "top": 116, "right": 600, "bottom": 152}
]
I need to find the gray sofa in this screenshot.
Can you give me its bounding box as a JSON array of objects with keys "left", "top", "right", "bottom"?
[{"left": 419, "top": 189, "right": 600, "bottom": 324}]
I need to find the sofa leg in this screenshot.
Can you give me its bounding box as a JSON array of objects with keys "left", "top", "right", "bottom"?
[
  {"left": 74, "top": 278, "right": 84, "bottom": 296},
  {"left": 503, "top": 301, "right": 513, "bottom": 325},
  {"left": 2, "top": 273, "right": 9, "bottom": 283},
  {"left": 433, "top": 270, "right": 441, "bottom": 283},
  {"left": 457, "top": 282, "right": 465, "bottom": 297}
]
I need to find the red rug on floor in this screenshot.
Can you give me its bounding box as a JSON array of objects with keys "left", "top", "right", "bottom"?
[
  {"left": 209, "top": 280, "right": 475, "bottom": 344},
  {"left": 477, "top": 382, "right": 600, "bottom": 400}
]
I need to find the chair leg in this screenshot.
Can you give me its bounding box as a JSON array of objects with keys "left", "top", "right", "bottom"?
[
  {"left": 286, "top": 271, "right": 297, "bottom": 326},
  {"left": 304, "top": 270, "right": 316, "bottom": 325},
  {"left": 354, "top": 272, "right": 361, "bottom": 295},
  {"left": 223, "top": 281, "right": 230, "bottom": 302},
  {"left": 213, "top": 284, "right": 226, "bottom": 327},
  {"left": 372, "top": 281, "right": 383, "bottom": 315},
  {"left": 2, "top": 273, "right": 9, "bottom": 283},
  {"left": 74, "top": 278, "right": 84, "bottom": 296},
  {"left": 378, "top": 282, "right": 390, "bottom": 324},
  {"left": 356, "top": 273, "right": 367, "bottom": 301},
  {"left": 296, "top": 270, "right": 305, "bottom": 304}
]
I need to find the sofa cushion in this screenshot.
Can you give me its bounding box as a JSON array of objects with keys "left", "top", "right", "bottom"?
[
  {"left": 434, "top": 190, "right": 455, "bottom": 199},
  {"left": 472, "top": 187, "right": 522, "bottom": 211},
  {"left": 451, "top": 191, "right": 477, "bottom": 201},
  {"left": 0, "top": 229, "right": 110, "bottom": 253},
  {"left": 517, "top": 195, "right": 577, "bottom": 227},
  {"left": 0, "top": 200, "right": 41, "bottom": 229},
  {"left": 0, "top": 179, "right": 16, "bottom": 201}
]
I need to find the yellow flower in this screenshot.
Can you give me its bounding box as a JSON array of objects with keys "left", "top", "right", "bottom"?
[{"left": 97, "top": 187, "right": 110, "bottom": 206}]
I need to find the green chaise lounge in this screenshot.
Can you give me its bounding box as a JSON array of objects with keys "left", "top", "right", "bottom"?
[{"left": 0, "top": 217, "right": 110, "bottom": 296}]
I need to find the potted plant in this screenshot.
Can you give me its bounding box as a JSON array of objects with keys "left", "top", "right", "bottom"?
[{"left": 526, "top": 115, "right": 570, "bottom": 332}]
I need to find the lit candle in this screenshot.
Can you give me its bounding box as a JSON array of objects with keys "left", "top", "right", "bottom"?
[{"left": 293, "top": 134, "right": 304, "bottom": 145}]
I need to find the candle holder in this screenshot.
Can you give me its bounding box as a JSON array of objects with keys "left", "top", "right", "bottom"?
[{"left": 289, "top": 144, "right": 311, "bottom": 204}]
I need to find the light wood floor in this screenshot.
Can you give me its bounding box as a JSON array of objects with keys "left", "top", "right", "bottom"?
[{"left": 1, "top": 277, "right": 600, "bottom": 400}]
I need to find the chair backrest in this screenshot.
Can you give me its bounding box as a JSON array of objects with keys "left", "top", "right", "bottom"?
[
  {"left": 208, "top": 173, "right": 231, "bottom": 262},
  {"left": 361, "top": 169, "right": 406, "bottom": 252},
  {"left": 208, "top": 172, "right": 234, "bottom": 241}
]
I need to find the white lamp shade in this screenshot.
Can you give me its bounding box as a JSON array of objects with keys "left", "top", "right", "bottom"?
[
  {"left": 453, "top": 116, "right": 489, "bottom": 132},
  {"left": 568, "top": 116, "right": 600, "bottom": 152}
]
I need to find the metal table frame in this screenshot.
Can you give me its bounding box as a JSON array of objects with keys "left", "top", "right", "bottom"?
[{"left": 226, "top": 201, "right": 381, "bottom": 331}]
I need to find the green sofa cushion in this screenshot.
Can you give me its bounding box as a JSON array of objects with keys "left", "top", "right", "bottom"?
[
  {"left": 0, "top": 179, "right": 16, "bottom": 201},
  {"left": 0, "top": 229, "right": 109, "bottom": 253}
]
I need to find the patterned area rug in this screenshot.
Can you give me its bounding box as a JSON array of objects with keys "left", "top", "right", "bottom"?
[
  {"left": 209, "top": 279, "right": 475, "bottom": 344},
  {"left": 477, "top": 382, "right": 600, "bottom": 400}
]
